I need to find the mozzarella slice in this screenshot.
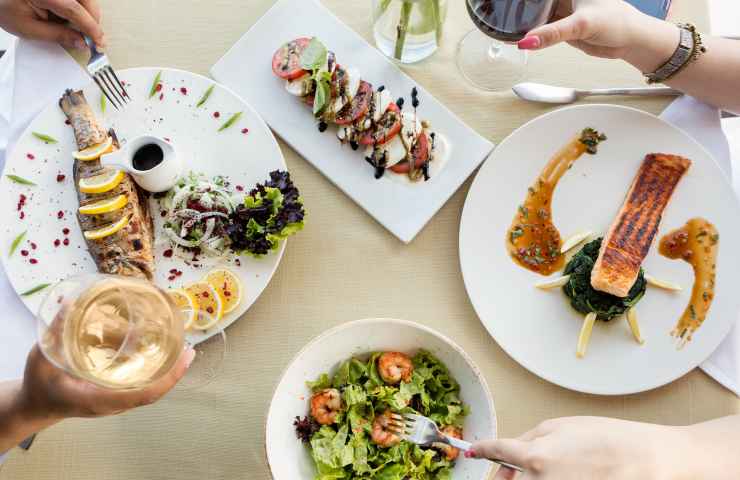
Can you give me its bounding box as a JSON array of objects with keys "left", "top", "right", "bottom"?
[
  {"left": 373, "top": 90, "right": 393, "bottom": 122},
  {"left": 364, "top": 112, "right": 422, "bottom": 168},
  {"left": 285, "top": 74, "right": 311, "bottom": 97}
]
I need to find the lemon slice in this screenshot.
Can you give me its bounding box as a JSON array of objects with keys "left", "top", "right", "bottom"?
[
  {"left": 79, "top": 194, "right": 128, "bottom": 215},
  {"left": 83, "top": 214, "right": 130, "bottom": 240},
  {"left": 79, "top": 169, "right": 125, "bottom": 194},
  {"left": 185, "top": 281, "right": 224, "bottom": 325},
  {"left": 73, "top": 137, "right": 114, "bottom": 161},
  {"left": 534, "top": 274, "right": 570, "bottom": 290},
  {"left": 626, "top": 308, "right": 645, "bottom": 345},
  {"left": 191, "top": 310, "right": 220, "bottom": 331},
  {"left": 169, "top": 289, "right": 199, "bottom": 330},
  {"left": 203, "top": 268, "right": 243, "bottom": 314}
]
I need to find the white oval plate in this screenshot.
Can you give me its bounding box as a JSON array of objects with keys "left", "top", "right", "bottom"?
[
  {"left": 460, "top": 104, "right": 740, "bottom": 395},
  {"left": 0, "top": 67, "right": 287, "bottom": 344},
  {"left": 265, "top": 318, "right": 497, "bottom": 480}
]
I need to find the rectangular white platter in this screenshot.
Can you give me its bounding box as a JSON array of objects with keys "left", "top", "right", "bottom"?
[{"left": 211, "top": 0, "right": 494, "bottom": 243}]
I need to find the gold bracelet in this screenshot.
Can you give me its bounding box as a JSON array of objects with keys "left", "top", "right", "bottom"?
[{"left": 645, "top": 23, "right": 706, "bottom": 84}]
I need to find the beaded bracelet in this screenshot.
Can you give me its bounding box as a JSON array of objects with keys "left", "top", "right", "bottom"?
[{"left": 644, "top": 23, "right": 706, "bottom": 84}]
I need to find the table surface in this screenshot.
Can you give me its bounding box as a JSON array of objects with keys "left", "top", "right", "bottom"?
[{"left": 3, "top": 1, "right": 738, "bottom": 479}]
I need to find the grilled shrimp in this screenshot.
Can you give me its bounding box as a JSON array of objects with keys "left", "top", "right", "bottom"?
[
  {"left": 310, "top": 388, "right": 342, "bottom": 425},
  {"left": 434, "top": 425, "right": 463, "bottom": 461},
  {"left": 371, "top": 410, "right": 403, "bottom": 447},
  {"left": 377, "top": 351, "right": 413, "bottom": 385}
]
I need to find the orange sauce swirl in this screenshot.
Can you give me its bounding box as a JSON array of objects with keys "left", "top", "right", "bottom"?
[{"left": 658, "top": 218, "right": 719, "bottom": 345}]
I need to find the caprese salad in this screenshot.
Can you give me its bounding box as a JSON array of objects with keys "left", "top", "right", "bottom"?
[{"left": 271, "top": 37, "right": 445, "bottom": 183}]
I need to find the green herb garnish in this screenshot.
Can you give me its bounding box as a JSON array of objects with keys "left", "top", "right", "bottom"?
[
  {"left": 196, "top": 85, "right": 215, "bottom": 107},
  {"left": 579, "top": 128, "right": 607, "bottom": 154},
  {"left": 100, "top": 93, "right": 106, "bottom": 114},
  {"left": 518, "top": 205, "right": 529, "bottom": 219},
  {"left": 298, "top": 38, "right": 333, "bottom": 115},
  {"left": 299, "top": 38, "right": 328, "bottom": 70},
  {"left": 20, "top": 283, "right": 51, "bottom": 297},
  {"left": 6, "top": 175, "right": 36, "bottom": 186},
  {"left": 32, "top": 132, "right": 58, "bottom": 144},
  {"left": 149, "top": 71, "right": 162, "bottom": 99},
  {"left": 509, "top": 226, "right": 524, "bottom": 244},
  {"left": 563, "top": 238, "right": 646, "bottom": 320},
  {"left": 710, "top": 233, "right": 719, "bottom": 245},
  {"left": 9, "top": 231, "right": 26, "bottom": 257},
  {"left": 218, "top": 111, "right": 243, "bottom": 132}
]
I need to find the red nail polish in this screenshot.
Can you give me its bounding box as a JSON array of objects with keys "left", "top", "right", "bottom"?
[
  {"left": 464, "top": 450, "right": 476, "bottom": 458},
  {"left": 518, "top": 36, "right": 540, "bottom": 50}
]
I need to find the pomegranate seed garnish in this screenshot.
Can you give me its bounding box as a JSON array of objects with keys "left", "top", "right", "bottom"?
[
  {"left": 224, "top": 291, "right": 231, "bottom": 297},
  {"left": 164, "top": 137, "right": 171, "bottom": 142},
  {"left": 56, "top": 174, "right": 66, "bottom": 182},
  {"left": 206, "top": 306, "right": 214, "bottom": 314},
  {"left": 26, "top": 153, "right": 35, "bottom": 160},
  {"left": 30, "top": 242, "right": 37, "bottom": 250},
  {"left": 54, "top": 239, "right": 61, "bottom": 247},
  {"left": 19, "top": 212, "right": 25, "bottom": 220},
  {"left": 176, "top": 270, "right": 183, "bottom": 277},
  {"left": 64, "top": 119, "right": 71, "bottom": 125},
  {"left": 168, "top": 275, "right": 176, "bottom": 281},
  {"left": 57, "top": 210, "right": 64, "bottom": 219},
  {"left": 159, "top": 93, "right": 164, "bottom": 101},
  {"left": 202, "top": 291, "right": 210, "bottom": 298},
  {"left": 180, "top": 87, "right": 187, "bottom": 95},
  {"left": 155, "top": 83, "right": 163, "bottom": 92},
  {"left": 213, "top": 111, "right": 220, "bottom": 118},
  {"left": 235, "top": 185, "right": 244, "bottom": 192},
  {"left": 63, "top": 238, "right": 70, "bottom": 246},
  {"left": 63, "top": 228, "right": 70, "bottom": 235},
  {"left": 169, "top": 268, "right": 178, "bottom": 274},
  {"left": 29, "top": 259, "right": 38, "bottom": 264},
  {"left": 163, "top": 249, "right": 174, "bottom": 258},
  {"left": 20, "top": 250, "right": 28, "bottom": 256},
  {"left": 241, "top": 128, "right": 249, "bottom": 134}
]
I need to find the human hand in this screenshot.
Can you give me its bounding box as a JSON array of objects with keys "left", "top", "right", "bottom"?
[
  {"left": 0, "top": 0, "right": 105, "bottom": 50},
  {"left": 18, "top": 344, "right": 195, "bottom": 422},
  {"left": 517, "top": 0, "right": 679, "bottom": 73},
  {"left": 467, "top": 416, "right": 695, "bottom": 480}
]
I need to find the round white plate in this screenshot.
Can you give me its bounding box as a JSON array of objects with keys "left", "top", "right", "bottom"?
[
  {"left": 460, "top": 104, "right": 740, "bottom": 395},
  {"left": 0, "top": 67, "right": 287, "bottom": 344},
  {"left": 265, "top": 318, "right": 497, "bottom": 480}
]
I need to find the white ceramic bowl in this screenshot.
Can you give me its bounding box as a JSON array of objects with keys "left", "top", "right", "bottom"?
[{"left": 265, "top": 318, "right": 497, "bottom": 480}]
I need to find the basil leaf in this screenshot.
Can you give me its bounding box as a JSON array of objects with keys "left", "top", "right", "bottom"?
[
  {"left": 299, "top": 38, "right": 327, "bottom": 71},
  {"left": 32, "top": 132, "right": 58, "bottom": 144},
  {"left": 196, "top": 85, "right": 215, "bottom": 107},
  {"left": 9, "top": 231, "right": 26, "bottom": 257},
  {"left": 149, "top": 71, "right": 162, "bottom": 98},
  {"left": 6, "top": 175, "right": 36, "bottom": 186},
  {"left": 313, "top": 78, "right": 330, "bottom": 115},
  {"left": 21, "top": 283, "right": 51, "bottom": 297}
]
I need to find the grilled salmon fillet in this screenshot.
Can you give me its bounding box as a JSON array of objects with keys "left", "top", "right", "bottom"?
[
  {"left": 590, "top": 153, "right": 691, "bottom": 297},
  {"left": 59, "top": 89, "right": 155, "bottom": 279}
]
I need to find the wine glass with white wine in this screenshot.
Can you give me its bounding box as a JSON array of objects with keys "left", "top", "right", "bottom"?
[{"left": 36, "top": 274, "right": 225, "bottom": 391}]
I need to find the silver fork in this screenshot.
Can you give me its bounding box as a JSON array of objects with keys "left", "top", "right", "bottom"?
[
  {"left": 83, "top": 35, "right": 130, "bottom": 110},
  {"left": 390, "top": 412, "right": 524, "bottom": 473}
]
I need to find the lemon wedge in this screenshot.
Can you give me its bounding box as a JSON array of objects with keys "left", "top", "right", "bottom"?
[
  {"left": 185, "top": 281, "right": 224, "bottom": 326},
  {"left": 626, "top": 308, "right": 645, "bottom": 345},
  {"left": 168, "top": 288, "right": 199, "bottom": 330},
  {"left": 83, "top": 214, "right": 130, "bottom": 240},
  {"left": 73, "top": 137, "right": 114, "bottom": 161},
  {"left": 79, "top": 169, "right": 125, "bottom": 194},
  {"left": 191, "top": 310, "right": 220, "bottom": 331},
  {"left": 576, "top": 312, "right": 597, "bottom": 359},
  {"left": 79, "top": 194, "right": 128, "bottom": 215},
  {"left": 203, "top": 268, "right": 243, "bottom": 314}
]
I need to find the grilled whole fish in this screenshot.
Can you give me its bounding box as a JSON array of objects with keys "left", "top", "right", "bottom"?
[
  {"left": 59, "top": 89, "right": 155, "bottom": 279},
  {"left": 591, "top": 153, "right": 691, "bottom": 297}
]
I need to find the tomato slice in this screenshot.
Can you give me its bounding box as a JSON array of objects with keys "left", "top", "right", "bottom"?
[
  {"left": 359, "top": 103, "right": 401, "bottom": 146},
  {"left": 389, "top": 132, "right": 430, "bottom": 174},
  {"left": 272, "top": 37, "right": 311, "bottom": 80},
  {"left": 335, "top": 80, "right": 373, "bottom": 126}
]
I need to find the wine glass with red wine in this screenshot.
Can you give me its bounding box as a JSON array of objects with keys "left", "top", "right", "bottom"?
[{"left": 457, "top": 0, "right": 558, "bottom": 91}]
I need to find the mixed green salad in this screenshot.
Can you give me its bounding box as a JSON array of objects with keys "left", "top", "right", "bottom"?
[{"left": 295, "top": 350, "right": 468, "bottom": 480}]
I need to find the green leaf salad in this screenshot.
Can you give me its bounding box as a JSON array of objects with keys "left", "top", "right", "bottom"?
[{"left": 295, "top": 350, "right": 468, "bottom": 480}]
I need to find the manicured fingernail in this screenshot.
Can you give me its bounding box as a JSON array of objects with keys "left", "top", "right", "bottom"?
[
  {"left": 74, "top": 38, "right": 87, "bottom": 50},
  {"left": 184, "top": 348, "right": 196, "bottom": 368},
  {"left": 464, "top": 450, "right": 476, "bottom": 458},
  {"left": 517, "top": 36, "right": 540, "bottom": 50}
]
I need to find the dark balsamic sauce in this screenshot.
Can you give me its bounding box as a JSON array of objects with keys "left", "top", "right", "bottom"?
[
  {"left": 318, "top": 121, "right": 328, "bottom": 132},
  {"left": 132, "top": 143, "right": 164, "bottom": 171}
]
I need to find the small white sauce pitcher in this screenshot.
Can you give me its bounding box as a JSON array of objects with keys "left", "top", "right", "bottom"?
[{"left": 100, "top": 135, "right": 182, "bottom": 193}]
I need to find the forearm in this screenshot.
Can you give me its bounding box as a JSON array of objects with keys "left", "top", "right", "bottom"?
[
  {"left": 676, "top": 415, "right": 740, "bottom": 479},
  {"left": 622, "top": 15, "right": 740, "bottom": 112},
  {"left": 0, "top": 380, "right": 60, "bottom": 454}
]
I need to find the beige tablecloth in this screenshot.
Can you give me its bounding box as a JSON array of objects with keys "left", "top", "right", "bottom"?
[{"left": 3, "top": 1, "right": 738, "bottom": 479}]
